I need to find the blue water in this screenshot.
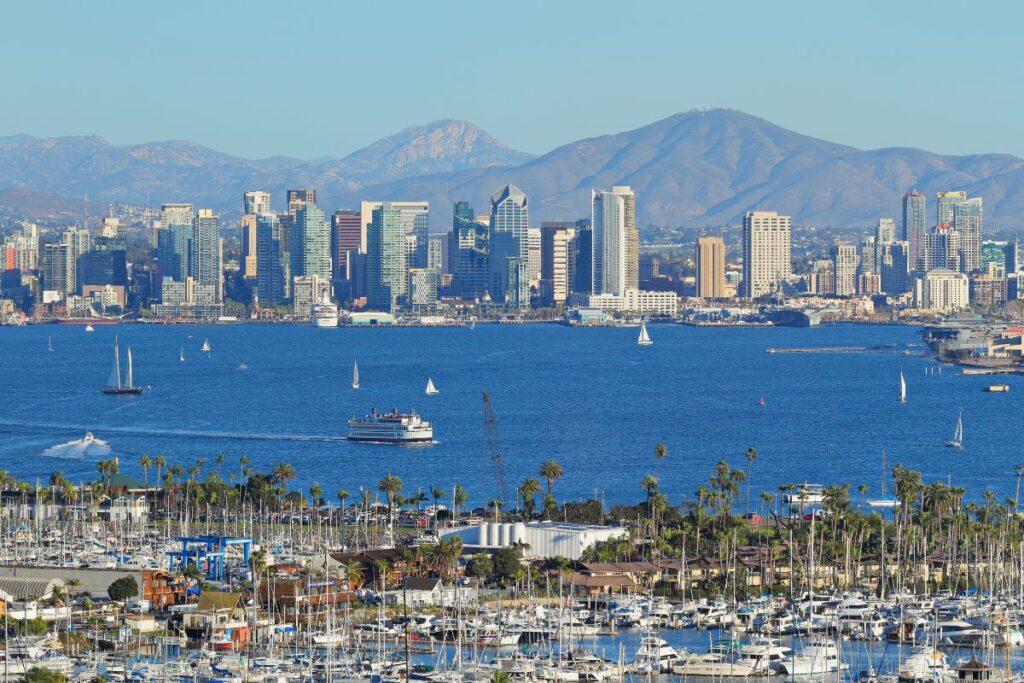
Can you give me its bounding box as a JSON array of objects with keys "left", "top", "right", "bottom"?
[{"left": 0, "top": 323, "right": 1017, "bottom": 507}]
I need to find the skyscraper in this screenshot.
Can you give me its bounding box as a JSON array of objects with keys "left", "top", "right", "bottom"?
[
  {"left": 880, "top": 241, "right": 911, "bottom": 294},
  {"left": 488, "top": 184, "right": 529, "bottom": 308},
  {"left": 540, "top": 221, "right": 577, "bottom": 306},
  {"left": 160, "top": 203, "right": 193, "bottom": 230},
  {"left": 452, "top": 201, "right": 489, "bottom": 299},
  {"left": 291, "top": 203, "right": 331, "bottom": 283},
  {"left": 243, "top": 191, "right": 271, "bottom": 216},
  {"left": 331, "top": 210, "right": 361, "bottom": 279},
  {"left": 366, "top": 202, "right": 408, "bottom": 312},
  {"left": 902, "top": 192, "right": 926, "bottom": 271},
  {"left": 192, "top": 209, "right": 222, "bottom": 302},
  {"left": 359, "top": 201, "right": 429, "bottom": 257},
  {"left": 695, "top": 236, "right": 726, "bottom": 298},
  {"left": 591, "top": 186, "right": 637, "bottom": 296},
  {"left": 240, "top": 214, "right": 258, "bottom": 280},
  {"left": 256, "top": 214, "right": 285, "bottom": 304},
  {"left": 527, "top": 228, "right": 541, "bottom": 287},
  {"left": 742, "top": 211, "right": 791, "bottom": 299},
  {"left": 924, "top": 225, "right": 961, "bottom": 272},
  {"left": 936, "top": 191, "right": 967, "bottom": 227},
  {"left": 874, "top": 218, "right": 897, "bottom": 273},
  {"left": 286, "top": 189, "right": 316, "bottom": 214},
  {"left": 953, "top": 197, "right": 983, "bottom": 273},
  {"left": 831, "top": 243, "right": 859, "bottom": 296}
]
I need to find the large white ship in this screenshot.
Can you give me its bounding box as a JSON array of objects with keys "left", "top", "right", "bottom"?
[
  {"left": 310, "top": 294, "right": 339, "bottom": 328},
  {"left": 347, "top": 409, "right": 433, "bottom": 443}
]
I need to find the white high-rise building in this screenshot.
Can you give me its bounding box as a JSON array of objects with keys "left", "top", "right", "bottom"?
[
  {"left": 160, "top": 203, "right": 193, "bottom": 228},
  {"left": 592, "top": 186, "right": 637, "bottom": 296},
  {"left": 923, "top": 268, "right": 969, "bottom": 311},
  {"left": 832, "top": 243, "right": 859, "bottom": 296},
  {"left": 742, "top": 211, "right": 791, "bottom": 298},
  {"left": 243, "top": 191, "right": 272, "bottom": 216},
  {"left": 527, "top": 228, "right": 541, "bottom": 287}
]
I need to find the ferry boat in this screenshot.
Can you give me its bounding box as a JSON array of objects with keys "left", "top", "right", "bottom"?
[
  {"left": 347, "top": 409, "right": 433, "bottom": 443},
  {"left": 311, "top": 294, "right": 339, "bottom": 328}
]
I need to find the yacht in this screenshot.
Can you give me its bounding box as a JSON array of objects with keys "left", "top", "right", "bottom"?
[
  {"left": 631, "top": 636, "right": 681, "bottom": 673},
  {"left": 897, "top": 645, "right": 949, "bottom": 682},
  {"left": 347, "top": 409, "right": 434, "bottom": 443},
  {"left": 311, "top": 294, "right": 339, "bottom": 328},
  {"left": 778, "top": 638, "right": 846, "bottom": 676},
  {"left": 672, "top": 641, "right": 756, "bottom": 678},
  {"left": 735, "top": 638, "right": 793, "bottom": 675},
  {"left": 103, "top": 340, "right": 144, "bottom": 395}
]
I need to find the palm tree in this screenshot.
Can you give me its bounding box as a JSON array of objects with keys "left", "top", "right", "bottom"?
[
  {"left": 378, "top": 474, "right": 403, "bottom": 522},
  {"left": 215, "top": 454, "right": 225, "bottom": 475},
  {"left": 655, "top": 443, "right": 667, "bottom": 482},
  {"left": 310, "top": 483, "right": 323, "bottom": 508},
  {"left": 539, "top": 460, "right": 564, "bottom": 497},
  {"left": 489, "top": 499, "right": 503, "bottom": 522},
  {"left": 745, "top": 447, "right": 758, "bottom": 515},
  {"left": 518, "top": 478, "right": 542, "bottom": 519},
  {"left": 272, "top": 463, "right": 297, "bottom": 489},
  {"left": 138, "top": 455, "right": 152, "bottom": 493},
  {"left": 338, "top": 489, "right": 351, "bottom": 510},
  {"left": 153, "top": 456, "right": 166, "bottom": 493},
  {"left": 453, "top": 484, "right": 469, "bottom": 519}
]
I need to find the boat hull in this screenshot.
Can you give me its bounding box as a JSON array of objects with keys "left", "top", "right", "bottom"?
[
  {"left": 347, "top": 435, "right": 433, "bottom": 444},
  {"left": 102, "top": 387, "right": 143, "bottom": 396}
]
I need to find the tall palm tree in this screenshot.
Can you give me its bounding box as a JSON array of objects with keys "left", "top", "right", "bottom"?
[
  {"left": 378, "top": 474, "right": 403, "bottom": 522},
  {"left": 272, "top": 463, "right": 297, "bottom": 489},
  {"left": 453, "top": 484, "right": 469, "bottom": 519},
  {"left": 518, "top": 478, "right": 542, "bottom": 519},
  {"left": 539, "top": 460, "right": 563, "bottom": 497},
  {"left": 655, "top": 443, "right": 667, "bottom": 482},
  {"left": 215, "top": 454, "right": 225, "bottom": 475},
  {"left": 338, "top": 489, "right": 351, "bottom": 510},
  {"left": 745, "top": 447, "right": 758, "bottom": 515},
  {"left": 138, "top": 455, "right": 152, "bottom": 493},
  {"left": 153, "top": 456, "right": 167, "bottom": 493},
  {"left": 310, "top": 483, "right": 323, "bottom": 508}
]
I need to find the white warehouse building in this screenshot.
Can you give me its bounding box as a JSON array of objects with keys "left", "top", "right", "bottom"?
[{"left": 437, "top": 521, "right": 627, "bottom": 561}]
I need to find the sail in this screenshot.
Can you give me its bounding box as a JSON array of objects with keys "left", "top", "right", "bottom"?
[
  {"left": 352, "top": 360, "right": 360, "bottom": 389},
  {"left": 126, "top": 347, "right": 134, "bottom": 389},
  {"left": 179, "top": 346, "right": 185, "bottom": 362},
  {"left": 107, "top": 343, "right": 122, "bottom": 389},
  {"left": 638, "top": 321, "right": 652, "bottom": 345},
  {"left": 955, "top": 412, "right": 963, "bottom": 443},
  {"left": 899, "top": 370, "right": 906, "bottom": 402},
  {"left": 426, "top": 378, "right": 438, "bottom": 395}
]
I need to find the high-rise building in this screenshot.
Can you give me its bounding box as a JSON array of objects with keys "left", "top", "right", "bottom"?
[
  {"left": 286, "top": 189, "right": 316, "bottom": 214},
  {"left": 880, "top": 241, "right": 911, "bottom": 295},
  {"left": 240, "top": 214, "right": 258, "bottom": 280},
  {"left": 924, "top": 226, "right": 960, "bottom": 272},
  {"left": 742, "top": 211, "right": 791, "bottom": 298},
  {"left": 407, "top": 268, "right": 438, "bottom": 312},
  {"left": 527, "top": 228, "right": 541, "bottom": 288},
  {"left": 156, "top": 221, "right": 193, "bottom": 286},
  {"left": 290, "top": 203, "right": 331, "bottom": 283},
  {"left": 78, "top": 236, "right": 127, "bottom": 291},
  {"left": 366, "top": 202, "right": 408, "bottom": 312},
  {"left": 256, "top": 214, "right": 285, "bottom": 305},
  {"left": 831, "top": 243, "right": 859, "bottom": 296},
  {"left": 331, "top": 210, "right": 361, "bottom": 280},
  {"left": 695, "top": 236, "right": 726, "bottom": 298},
  {"left": 923, "top": 268, "right": 969, "bottom": 310},
  {"left": 572, "top": 219, "right": 593, "bottom": 295},
  {"left": 541, "top": 221, "right": 577, "bottom": 306},
  {"left": 42, "top": 243, "right": 72, "bottom": 295},
  {"left": 874, "top": 218, "right": 897, "bottom": 273},
  {"left": 359, "top": 201, "right": 429, "bottom": 258},
  {"left": 936, "top": 191, "right": 967, "bottom": 227},
  {"left": 243, "top": 191, "right": 271, "bottom": 216},
  {"left": 451, "top": 201, "right": 489, "bottom": 299},
  {"left": 160, "top": 203, "right": 193, "bottom": 230},
  {"left": 488, "top": 184, "right": 529, "bottom": 308},
  {"left": 953, "top": 197, "right": 983, "bottom": 273},
  {"left": 192, "top": 209, "right": 222, "bottom": 302},
  {"left": 902, "top": 192, "right": 926, "bottom": 271},
  {"left": 591, "top": 186, "right": 637, "bottom": 296}
]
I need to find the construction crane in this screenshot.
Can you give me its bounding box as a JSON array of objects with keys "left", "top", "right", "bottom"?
[{"left": 481, "top": 391, "right": 509, "bottom": 508}]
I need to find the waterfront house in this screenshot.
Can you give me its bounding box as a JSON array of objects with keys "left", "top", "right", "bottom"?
[
  {"left": 182, "top": 591, "right": 250, "bottom": 651},
  {"left": 257, "top": 575, "right": 351, "bottom": 620},
  {"left": 98, "top": 495, "right": 149, "bottom": 523}
]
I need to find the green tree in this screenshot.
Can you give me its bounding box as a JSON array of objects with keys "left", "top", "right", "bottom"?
[
  {"left": 539, "top": 460, "right": 564, "bottom": 496},
  {"left": 492, "top": 547, "right": 523, "bottom": 585},
  {"left": 107, "top": 576, "right": 139, "bottom": 601},
  {"left": 24, "top": 668, "right": 66, "bottom": 683},
  {"left": 517, "top": 478, "right": 542, "bottom": 519}
]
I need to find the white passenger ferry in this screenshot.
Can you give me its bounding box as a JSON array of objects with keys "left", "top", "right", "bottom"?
[
  {"left": 347, "top": 409, "right": 433, "bottom": 443},
  {"left": 311, "top": 295, "right": 339, "bottom": 328}
]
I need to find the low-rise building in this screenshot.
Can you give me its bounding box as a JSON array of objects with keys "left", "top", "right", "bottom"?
[
  {"left": 438, "top": 521, "right": 628, "bottom": 561},
  {"left": 577, "top": 289, "right": 678, "bottom": 316}
]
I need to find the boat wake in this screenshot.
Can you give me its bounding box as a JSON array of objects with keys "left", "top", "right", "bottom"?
[
  {"left": 0, "top": 420, "right": 347, "bottom": 445},
  {"left": 41, "top": 432, "right": 112, "bottom": 459}
]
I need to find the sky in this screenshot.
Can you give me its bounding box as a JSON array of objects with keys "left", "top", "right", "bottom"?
[{"left": 3, "top": 0, "right": 1023, "bottom": 160}]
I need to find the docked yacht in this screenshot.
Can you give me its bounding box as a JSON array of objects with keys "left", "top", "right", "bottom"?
[
  {"left": 672, "top": 641, "right": 756, "bottom": 678},
  {"left": 735, "top": 638, "right": 793, "bottom": 675},
  {"left": 778, "top": 638, "right": 847, "bottom": 676},
  {"left": 631, "top": 636, "right": 682, "bottom": 673},
  {"left": 897, "top": 645, "right": 949, "bottom": 682},
  {"left": 347, "top": 409, "right": 434, "bottom": 443},
  {"left": 311, "top": 294, "right": 339, "bottom": 327}
]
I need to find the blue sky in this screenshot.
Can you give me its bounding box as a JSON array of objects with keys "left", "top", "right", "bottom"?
[{"left": 3, "top": 0, "right": 1020, "bottom": 160}]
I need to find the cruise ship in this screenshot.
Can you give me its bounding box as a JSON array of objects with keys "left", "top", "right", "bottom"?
[
  {"left": 347, "top": 409, "right": 434, "bottom": 443},
  {"left": 311, "top": 295, "right": 339, "bottom": 328}
]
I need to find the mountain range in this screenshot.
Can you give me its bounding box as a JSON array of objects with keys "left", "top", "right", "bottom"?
[{"left": 2, "top": 109, "right": 1024, "bottom": 231}]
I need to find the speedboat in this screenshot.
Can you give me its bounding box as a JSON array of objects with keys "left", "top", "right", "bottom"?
[{"left": 631, "top": 636, "right": 681, "bottom": 673}]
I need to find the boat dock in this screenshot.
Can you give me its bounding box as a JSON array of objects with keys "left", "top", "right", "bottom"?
[{"left": 766, "top": 346, "right": 869, "bottom": 354}]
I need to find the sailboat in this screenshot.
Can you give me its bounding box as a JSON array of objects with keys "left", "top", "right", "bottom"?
[
  {"left": 84, "top": 324, "right": 94, "bottom": 333},
  {"left": 47, "top": 337, "right": 53, "bottom": 353},
  {"left": 944, "top": 410, "right": 964, "bottom": 448},
  {"left": 201, "top": 338, "right": 211, "bottom": 353},
  {"left": 102, "top": 339, "right": 144, "bottom": 395},
  {"left": 898, "top": 368, "right": 907, "bottom": 403},
  {"left": 179, "top": 346, "right": 185, "bottom": 363},
  {"left": 637, "top": 320, "right": 653, "bottom": 346},
  {"left": 425, "top": 378, "right": 439, "bottom": 396},
  {"left": 352, "top": 360, "right": 360, "bottom": 390},
  {"left": 468, "top": 320, "right": 476, "bottom": 330}
]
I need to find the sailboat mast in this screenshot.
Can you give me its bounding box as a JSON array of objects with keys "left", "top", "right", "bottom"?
[{"left": 126, "top": 347, "right": 134, "bottom": 389}]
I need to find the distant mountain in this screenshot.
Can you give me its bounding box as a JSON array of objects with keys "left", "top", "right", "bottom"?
[
  {"left": 3, "top": 110, "right": 1024, "bottom": 230},
  {"left": 335, "top": 109, "right": 1024, "bottom": 230},
  {"left": 0, "top": 121, "right": 533, "bottom": 214}
]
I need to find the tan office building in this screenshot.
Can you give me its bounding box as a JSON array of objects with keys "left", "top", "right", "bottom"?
[{"left": 695, "top": 236, "right": 726, "bottom": 298}]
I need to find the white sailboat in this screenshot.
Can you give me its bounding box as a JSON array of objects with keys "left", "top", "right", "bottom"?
[
  {"left": 47, "top": 336, "right": 53, "bottom": 352},
  {"left": 425, "top": 378, "right": 439, "bottom": 396},
  {"left": 352, "top": 360, "right": 360, "bottom": 390},
  {"left": 103, "top": 339, "right": 143, "bottom": 395},
  {"left": 637, "top": 319, "right": 653, "bottom": 346},
  {"left": 899, "top": 368, "right": 907, "bottom": 403},
  {"left": 179, "top": 346, "right": 185, "bottom": 363},
  {"left": 201, "top": 338, "right": 211, "bottom": 353},
  {"left": 468, "top": 320, "right": 476, "bottom": 330},
  {"left": 84, "top": 324, "right": 94, "bottom": 333},
  {"left": 944, "top": 410, "right": 963, "bottom": 448}
]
